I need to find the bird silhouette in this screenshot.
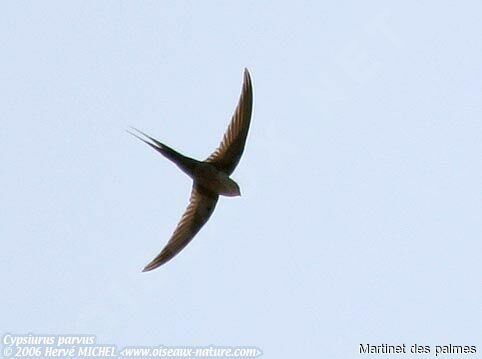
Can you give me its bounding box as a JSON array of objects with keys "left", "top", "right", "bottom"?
[{"left": 129, "top": 69, "right": 253, "bottom": 272}]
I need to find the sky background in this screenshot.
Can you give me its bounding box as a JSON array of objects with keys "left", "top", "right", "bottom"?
[{"left": 1, "top": 1, "right": 481, "bottom": 358}]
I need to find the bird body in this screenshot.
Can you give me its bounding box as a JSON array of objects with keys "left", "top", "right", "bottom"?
[
  {"left": 129, "top": 69, "right": 253, "bottom": 272},
  {"left": 193, "top": 162, "right": 241, "bottom": 197}
]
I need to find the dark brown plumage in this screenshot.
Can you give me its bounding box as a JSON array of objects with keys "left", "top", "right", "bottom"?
[{"left": 129, "top": 69, "right": 253, "bottom": 271}]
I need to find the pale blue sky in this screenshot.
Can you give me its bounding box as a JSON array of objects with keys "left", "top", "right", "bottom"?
[{"left": 1, "top": 1, "right": 481, "bottom": 358}]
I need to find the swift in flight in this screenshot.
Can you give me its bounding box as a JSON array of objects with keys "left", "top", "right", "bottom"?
[{"left": 129, "top": 69, "right": 253, "bottom": 272}]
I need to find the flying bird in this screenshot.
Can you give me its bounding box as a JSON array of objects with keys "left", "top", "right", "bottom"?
[{"left": 129, "top": 69, "right": 253, "bottom": 272}]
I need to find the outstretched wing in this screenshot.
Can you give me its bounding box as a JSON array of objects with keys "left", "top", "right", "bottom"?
[
  {"left": 205, "top": 68, "right": 253, "bottom": 175},
  {"left": 142, "top": 185, "right": 219, "bottom": 271}
]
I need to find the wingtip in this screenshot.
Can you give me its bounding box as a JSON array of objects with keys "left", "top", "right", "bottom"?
[
  {"left": 243, "top": 68, "right": 252, "bottom": 88},
  {"left": 142, "top": 256, "right": 166, "bottom": 272},
  {"left": 142, "top": 261, "right": 158, "bottom": 272}
]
